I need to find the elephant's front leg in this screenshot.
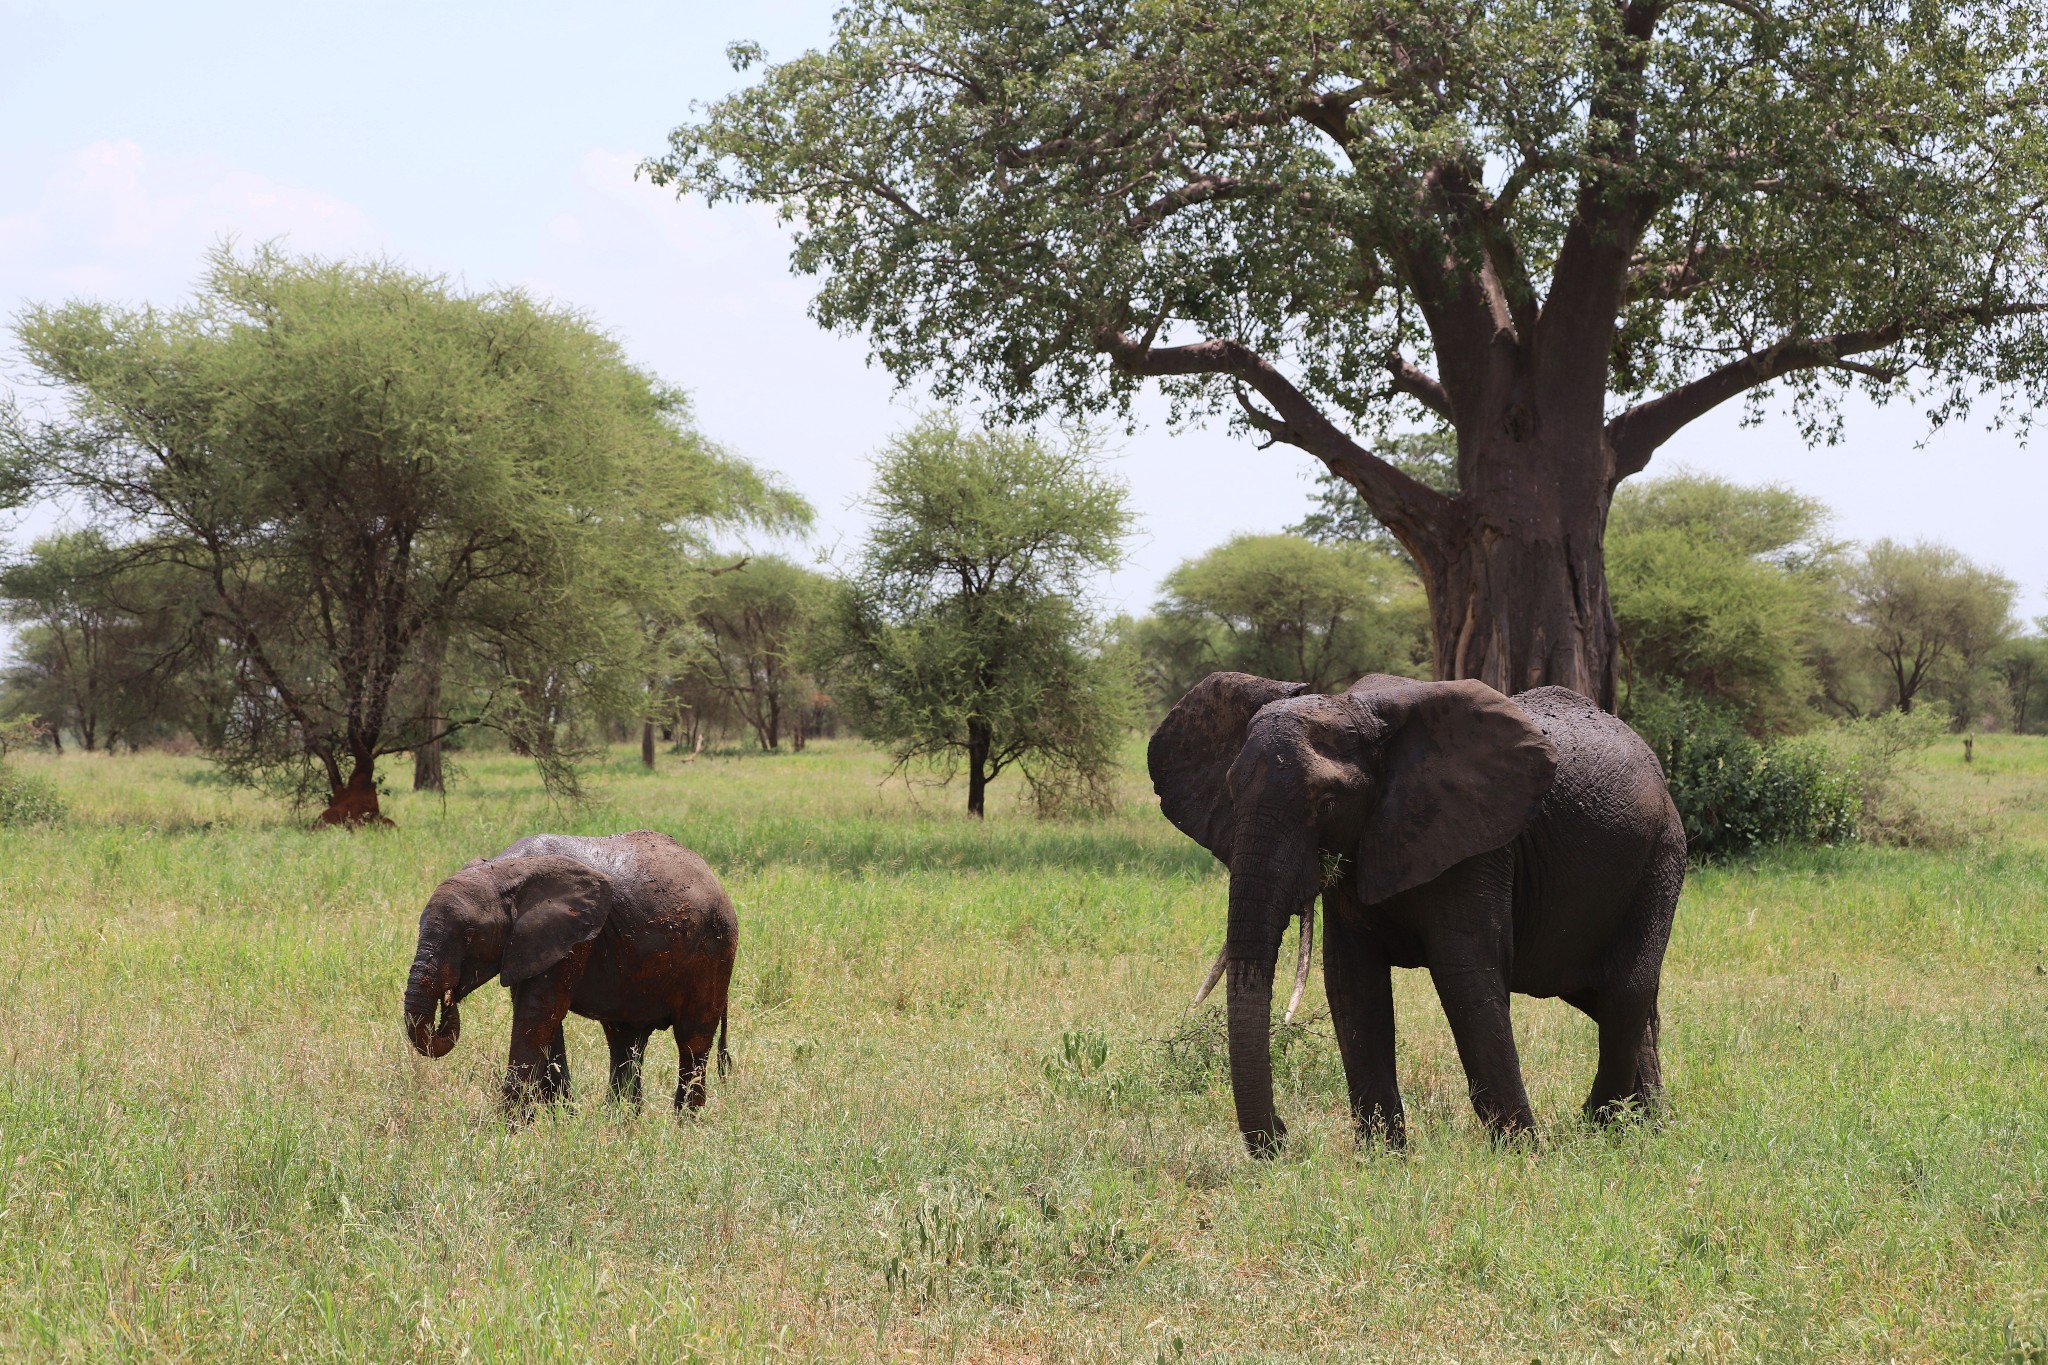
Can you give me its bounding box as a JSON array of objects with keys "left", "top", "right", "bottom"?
[
  {"left": 1429, "top": 963, "right": 1535, "bottom": 1141},
  {"left": 540, "top": 1025, "right": 571, "bottom": 1103},
  {"left": 503, "top": 942, "right": 594, "bottom": 1122},
  {"left": 1322, "top": 902, "right": 1405, "bottom": 1148}
]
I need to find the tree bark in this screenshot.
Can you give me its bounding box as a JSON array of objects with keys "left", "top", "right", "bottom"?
[
  {"left": 413, "top": 643, "right": 445, "bottom": 793},
  {"left": 966, "top": 715, "right": 991, "bottom": 818},
  {"left": 319, "top": 756, "right": 390, "bottom": 827},
  {"left": 1407, "top": 433, "right": 1619, "bottom": 706},
  {"left": 641, "top": 719, "right": 656, "bottom": 770}
]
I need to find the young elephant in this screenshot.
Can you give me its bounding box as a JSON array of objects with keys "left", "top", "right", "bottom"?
[
  {"left": 403, "top": 830, "right": 737, "bottom": 1117},
  {"left": 1152, "top": 672, "right": 1686, "bottom": 1158}
]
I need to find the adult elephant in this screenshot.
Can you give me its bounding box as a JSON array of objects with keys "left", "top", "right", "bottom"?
[
  {"left": 1151, "top": 672, "right": 1685, "bottom": 1158},
  {"left": 403, "top": 830, "right": 737, "bottom": 1118}
]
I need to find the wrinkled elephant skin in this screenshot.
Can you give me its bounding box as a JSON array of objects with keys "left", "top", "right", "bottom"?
[
  {"left": 1150, "top": 673, "right": 1686, "bottom": 1158},
  {"left": 403, "top": 830, "right": 738, "bottom": 1120}
]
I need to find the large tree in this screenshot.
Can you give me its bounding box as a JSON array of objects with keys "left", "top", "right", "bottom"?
[
  {"left": 3, "top": 247, "right": 799, "bottom": 824},
  {"left": 686, "top": 554, "right": 833, "bottom": 752},
  {"left": 1848, "top": 539, "right": 2016, "bottom": 716},
  {"left": 1606, "top": 471, "right": 1838, "bottom": 729},
  {"left": 0, "top": 531, "right": 199, "bottom": 752},
  {"left": 653, "top": 1, "right": 2048, "bottom": 705}
]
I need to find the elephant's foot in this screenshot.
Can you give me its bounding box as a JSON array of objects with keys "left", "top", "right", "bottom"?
[
  {"left": 1351, "top": 1107, "right": 1407, "bottom": 1153},
  {"left": 1243, "top": 1112, "right": 1288, "bottom": 1160}
]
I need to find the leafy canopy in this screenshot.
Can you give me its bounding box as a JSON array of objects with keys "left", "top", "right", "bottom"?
[
  {"left": 654, "top": 1, "right": 2048, "bottom": 450},
  {"left": 825, "top": 413, "right": 1135, "bottom": 815},
  {"left": 2, "top": 245, "right": 805, "bottom": 813},
  {"left": 1138, "top": 534, "right": 1428, "bottom": 705}
]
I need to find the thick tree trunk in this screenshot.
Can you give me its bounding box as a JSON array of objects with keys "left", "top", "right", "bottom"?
[
  {"left": 641, "top": 719, "right": 656, "bottom": 770},
  {"left": 413, "top": 727, "right": 444, "bottom": 793},
  {"left": 1402, "top": 430, "right": 1619, "bottom": 707},
  {"left": 966, "top": 716, "right": 991, "bottom": 818},
  {"left": 319, "top": 756, "right": 390, "bottom": 827}
]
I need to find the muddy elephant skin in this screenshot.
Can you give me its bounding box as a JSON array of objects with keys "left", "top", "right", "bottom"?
[
  {"left": 1151, "top": 672, "right": 1686, "bottom": 1158},
  {"left": 403, "top": 830, "right": 738, "bottom": 1117}
]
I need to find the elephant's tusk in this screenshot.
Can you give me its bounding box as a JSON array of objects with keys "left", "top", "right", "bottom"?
[
  {"left": 1189, "top": 941, "right": 1229, "bottom": 1008},
  {"left": 1283, "top": 901, "right": 1316, "bottom": 1025}
]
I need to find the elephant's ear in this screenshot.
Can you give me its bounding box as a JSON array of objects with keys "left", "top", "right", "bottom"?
[
  {"left": 1351, "top": 676, "right": 1559, "bottom": 905},
  {"left": 497, "top": 856, "right": 612, "bottom": 986},
  {"left": 1149, "top": 671, "right": 1309, "bottom": 865}
]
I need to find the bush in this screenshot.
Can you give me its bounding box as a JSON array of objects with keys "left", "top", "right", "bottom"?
[
  {"left": 1828, "top": 705, "right": 1974, "bottom": 848},
  {"left": 0, "top": 764, "right": 65, "bottom": 826},
  {"left": 1625, "top": 684, "right": 1858, "bottom": 859}
]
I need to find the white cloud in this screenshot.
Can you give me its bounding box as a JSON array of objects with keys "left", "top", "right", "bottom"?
[{"left": 0, "top": 140, "right": 380, "bottom": 308}]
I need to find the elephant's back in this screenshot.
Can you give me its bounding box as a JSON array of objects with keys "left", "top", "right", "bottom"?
[
  {"left": 1511, "top": 688, "right": 1677, "bottom": 832},
  {"left": 498, "top": 830, "right": 737, "bottom": 957}
]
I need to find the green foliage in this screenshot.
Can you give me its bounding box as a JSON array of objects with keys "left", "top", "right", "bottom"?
[
  {"left": 823, "top": 414, "right": 1136, "bottom": 815},
  {"left": 1608, "top": 471, "right": 1839, "bottom": 731},
  {"left": 0, "top": 530, "right": 200, "bottom": 751},
  {"left": 0, "top": 763, "right": 65, "bottom": 827},
  {"left": 0, "top": 720, "right": 64, "bottom": 824},
  {"left": 1625, "top": 684, "right": 1858, "bottom": 859},
  {"left": 655, "top": 3, "right": 2048, "bottom": 444},
  {"left": 1, "top": 245, "right": 804, "bottom": 817},
  {"left": 1830, "top": 704, "right": 1973, "bottom": 848},
  {"left": 683, "top": 554, "right": 834, "bottom": 751},
  {"left": 1996, "top": 633, "right": 2048, "bottom": 734},
  {"left": 1129, "top": 533, "right": 1428, "bottom": 713},
  {"left": 1849, "top": 539, "right": 2018, "bottom": 721}
]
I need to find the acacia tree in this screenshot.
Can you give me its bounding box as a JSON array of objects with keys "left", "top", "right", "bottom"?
[
  {"left": 825, "top": 413, "right": 1135, "bottom": 817},
  {"left": 0, "top": 531, "right": 197, "bottom": 751},
  {"left": 687, "top": 554, "right": 832, "bottom": 751},
  {"left": 653, "top": 1, "right": 2048, "bottom": 705},
  {"left": 3, "top": 247, "right": 797, "bottom": 824},
  {"left": 1137, "top": 534, "right": 1428, "bottom": 703},
  {"left": 1849, "top": 539, "right": 2016, "bottom": 716}
]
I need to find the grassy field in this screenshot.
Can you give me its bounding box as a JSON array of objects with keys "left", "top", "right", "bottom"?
[{"left": 0, "top": 733, "right": 2043, "bottom": 1363}]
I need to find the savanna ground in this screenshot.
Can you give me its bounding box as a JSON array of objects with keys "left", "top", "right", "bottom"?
[{"left": 0, "top": 732, "right": 2043, "bottom": 1364}]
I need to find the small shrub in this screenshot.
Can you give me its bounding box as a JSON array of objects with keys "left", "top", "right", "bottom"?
[
  {"left": 1625, "top": 683, "right": 1858, "bottom": 859},
  {"left": 0, "top": 764, "right": 65, "bottom": 826},
  {"left": 1831, "top": 706, "right": 1977, "bottom": 848}
]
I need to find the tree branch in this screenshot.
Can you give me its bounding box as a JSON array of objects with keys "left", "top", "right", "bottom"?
[
  {"left": 1095, "top": 326, "right": 1458, "bottom": 560},
  {"left": 1126, "top": 175, "right": 1276, "bottom": 235},
  {"left": 1606, "top": 303, "right": 2048, "bottom": 474},
  {"left": 1384, "top": 354, "right": 1453, "bottom": 420}
]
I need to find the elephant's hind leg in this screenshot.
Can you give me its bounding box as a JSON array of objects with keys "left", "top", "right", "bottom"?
[
  {"left": 604, "top": 1022, "right": 656, "bottom": 1106},
  {"left": 1584, "top": 834, "right": 1683, "bottom": 1123},
  {"left": 674, "top": 1024, "right": 717, "bottom": 1112}
]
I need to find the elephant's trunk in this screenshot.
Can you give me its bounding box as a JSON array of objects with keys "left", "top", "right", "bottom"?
[
  {"left": 1224, "top": 815, "right": 1319, "bottom": 1158},
  {"left": 404, "top": 947, "right": 461, "bottom": 1059}
]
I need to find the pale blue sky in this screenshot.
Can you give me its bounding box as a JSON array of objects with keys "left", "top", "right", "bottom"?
[{"left": 4, "top": 0, "right": 2043, "bottom": 617}]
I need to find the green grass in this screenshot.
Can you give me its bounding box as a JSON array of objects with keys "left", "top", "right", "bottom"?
[{"left": 0, "top": 736, "right": 2043, "bottom": 1363}]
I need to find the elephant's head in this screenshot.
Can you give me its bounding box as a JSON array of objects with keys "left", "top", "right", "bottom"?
[
  {"left": 403, "top": 855, "right": 613, "bottom": 1059},
  {"left": 1148, "top": 671, "right": 1558, "bottom": 1157}
]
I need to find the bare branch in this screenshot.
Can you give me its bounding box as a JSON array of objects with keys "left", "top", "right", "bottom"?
[
  {"left": 1384, "top": 354, "right": 1453, "bottom": 420},
  {"left": 1095, "top": 325, "right": 1459, "bottom": 561},
  {"left": 1607, "top": 302, "right": 2048, "bottom": 474}
]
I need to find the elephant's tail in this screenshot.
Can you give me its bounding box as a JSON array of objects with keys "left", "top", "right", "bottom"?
[{"left": 715, "top": 1008, "right": 731, "bottom": 1077}]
